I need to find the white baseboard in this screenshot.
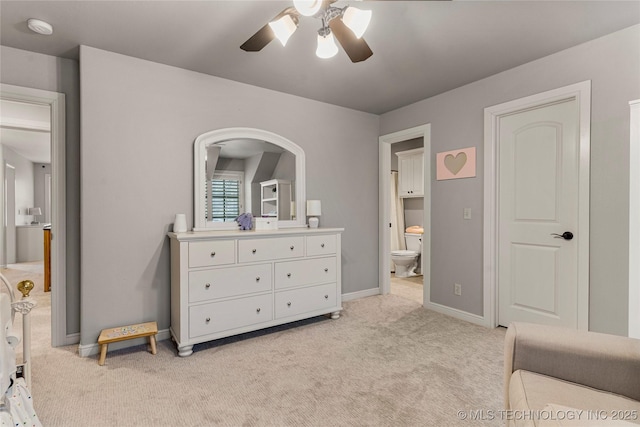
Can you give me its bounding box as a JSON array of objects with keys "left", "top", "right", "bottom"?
[
  {"left": 423, "top": 301, "right": 490, "bottom": 327},
  {"left": 78, "top": 328, "right": 172, "bottom": 358},
  {"left": 65, "top": 332, "right": 80, "bottom": 346},
  {"left": 342, "top": 287, "right": 380, "bottom": 302},
  {"left": 341, "top": 287, "right": 490, "bottom": 328}
]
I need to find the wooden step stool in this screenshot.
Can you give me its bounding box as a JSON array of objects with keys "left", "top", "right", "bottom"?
[{"left": 97, "top": 321, "right": 158, "bottom": 366}]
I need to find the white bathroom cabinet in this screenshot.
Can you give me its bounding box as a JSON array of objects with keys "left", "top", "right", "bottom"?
[
  {"left": 168, "top": 227, "right": 343, "bottom": 356},
  {"left": 260, "top": 179, "right": 292, "bottom": 219},
  {"left": 396, "top": 148, "right": 424, "bottom": 197}
]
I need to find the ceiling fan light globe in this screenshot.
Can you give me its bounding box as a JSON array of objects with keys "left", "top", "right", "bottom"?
[
  {"left": 342, "top": 6, "right": 371, "bottom": 39},
  {"left": 316, "top": 32, "right": 338, "bottom": 59},
  {"left": 269, "top": 15, "right": 297, "bottom": 46},
  {"left": 293, "top": 0, "right": 322, "bottom": 17}
]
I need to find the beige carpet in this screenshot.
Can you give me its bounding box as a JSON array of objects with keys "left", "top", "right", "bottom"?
[
  {"left": 13, "top": 283, "right": 506, "bottom": 427},
  {"left": 3, "top": 264, "right": 506, "bottom": 425}
]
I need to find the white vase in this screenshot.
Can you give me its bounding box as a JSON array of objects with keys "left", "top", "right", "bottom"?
[{"left": 173, "top": 214, "right": 187, "bottom": 232}]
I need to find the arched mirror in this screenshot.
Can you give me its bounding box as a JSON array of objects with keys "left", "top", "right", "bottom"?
[{"left": 194, "top": 128, "right": 306, "bottom": 231}]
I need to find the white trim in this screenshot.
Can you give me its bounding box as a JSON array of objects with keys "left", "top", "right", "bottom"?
[
  {"left": 342, "top": 287, "right": 380, "bottom": 302},
  {"left": 629, "top": 99, "right": 640, "bottom": 339},
  {"left": 423, "top": 301, "right": 487, "bottom": 327},
  {"left": 2, "top": 163, "right": 16, "bottom": 267},
  {"left": 0, "top": 117, "right": 50, "bottom": 132},
  {"left": 0, "top": 83, "right": 67, "bottom": 346},
  {"left": 65, "top": 332, "right": 80, "bottom": 345},
  {"left": 379, "top": 124, "right": 431, "bottom": 304},
  {"left": 193, "top": 128, "right": 306, "bottom": 231},
  {"left": 483, "top": 81, "right": 591, "bottom": 330}
]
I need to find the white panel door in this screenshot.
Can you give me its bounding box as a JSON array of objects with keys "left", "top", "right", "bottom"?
[{"left": 498, "top": 99, "right": 579, "bottom": 327}]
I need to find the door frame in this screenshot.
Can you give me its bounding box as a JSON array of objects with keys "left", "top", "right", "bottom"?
[
  {"left": 3, "top": 163, "right": 16, "bottom": 265},
  {"left": 483, "top": 81, "right": 591, "bottom": 329},
  {"left": 0, "top": 83, "right": 67, "bottom": 346},
  {"left": 379, "top": 124, "right": 431, "bottom": 301}
]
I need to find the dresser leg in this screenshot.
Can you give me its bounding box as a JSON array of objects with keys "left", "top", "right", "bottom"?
[
  {"left": 330, "top": 311, "right": 341, "bottom": 320},
  {"left": 177, "top": 344, "right": 193, "bottom": 357}
]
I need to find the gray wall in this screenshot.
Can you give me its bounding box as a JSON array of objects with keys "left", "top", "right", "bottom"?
[
  {"left": 79, "top": 46, "right": 379, "bottom": 345},
  {"left": 0, "top": 46, "right": 82, "bottom": 336},
  {"left": 2, "top": 23, "right": 637, "bottom": 346},
  {"left": 380, "top": 24, "right": 640, "bottom": 335}
]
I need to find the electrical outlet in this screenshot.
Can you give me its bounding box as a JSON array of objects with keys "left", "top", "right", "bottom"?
[
  {"left": 463, "top": 208, "right": 472, "bottom": 220},
  {"left": 454, "top": 283, "right": 462, "bottom": 296}
]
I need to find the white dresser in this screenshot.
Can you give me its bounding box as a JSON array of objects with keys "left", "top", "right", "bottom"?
[{"left": 168, "top": 227, "right": 343, "bottom": 356}]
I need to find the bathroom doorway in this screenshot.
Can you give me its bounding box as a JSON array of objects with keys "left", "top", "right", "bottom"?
[{"left": 379, "top": 124, "right": 431, "bottom": 306}]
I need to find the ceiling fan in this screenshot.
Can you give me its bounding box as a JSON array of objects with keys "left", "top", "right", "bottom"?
[{"left": 240, "top": 0, "right": 374, "bottom": 63}]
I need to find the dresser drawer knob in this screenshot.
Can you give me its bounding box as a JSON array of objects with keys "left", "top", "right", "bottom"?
[
  {"left": 287, "top": 302, "right": 291, "bottom": 307},
  {"left": 210, "top": 252, "right": 216, "bottom": 257},
  {"left": 321, "top": 243, "right": 325, "bottom": 248},
  {"left": 256, "top": 276, "right": 260, "bottom": 282},
  {"left": 324, "top": 295, "right": 329, "bottom": 299},
  {"left": 287, "top": 273, "right": 291, "bottom": 278},
  {"left": 324, "top": 268, "right": 329, "bottom": 272},
  {"left": 290, "top": 245, "right": 294, "bottom": 250},
  {"left": 205, "top": 317, "right": 211, "bottom": 323},
  {"left": 256, "top": 308, "right": 261, "bottom": 313},
  {"left": 205, "top": 283, "right": 211, "bottom": 289},
  {"left": 252, "top": 249, "right": 257, "bottom": 254}
]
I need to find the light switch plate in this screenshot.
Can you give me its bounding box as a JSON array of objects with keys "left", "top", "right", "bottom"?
[{"left": 463, "top": 208, "right": 472, "bottom": 220}]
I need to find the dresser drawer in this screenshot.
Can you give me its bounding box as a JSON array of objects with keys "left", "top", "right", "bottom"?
[
  {"left": 188, "top": 264, "right": 272, "bottom": 303},
  {"left": 274, "top": 257, "right": 337, "bottom": 290},
  {"left": 189, "top": 240, "right": 235, "bottom": 268},
  {"left": 275, "top": 283, "right": 337, "bottom": 319},
  {"left": 189, "top": 294, "right": 273, "bottom": 338},
  {"left": 306, "top": 234, "right": 337, "bottom": 257},
  {"left": 238, "top": 236, "right": 304, "bottom": 263}
]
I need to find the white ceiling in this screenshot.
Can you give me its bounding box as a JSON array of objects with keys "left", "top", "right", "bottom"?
[
  {"left": 0, "top": 100, "right": 51, "bottom": 163},
  {"left": 1, "top": 1, "right": 639, "bottom": 114},
  {"left": 215, "top": 139, "right": 286, "bottom": 159}
]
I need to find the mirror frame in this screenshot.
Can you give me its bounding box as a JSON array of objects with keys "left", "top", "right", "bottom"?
[{"left": 193, "top": 127, "right": 306, "bottom": 231}]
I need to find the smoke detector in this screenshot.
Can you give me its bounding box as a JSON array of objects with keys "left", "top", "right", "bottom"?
[{"left": 27, "top": 19, "right": 53, "bottom": 35}]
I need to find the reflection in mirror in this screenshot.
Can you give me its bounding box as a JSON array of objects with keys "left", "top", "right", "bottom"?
[
  {"left": 206, "top": 139, "right": 295, "bottom": 221},
  {"left": 194, "top": 128, "right": 306, "bottom": 231}
]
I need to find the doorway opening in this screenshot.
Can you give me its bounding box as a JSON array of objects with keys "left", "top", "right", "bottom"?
[
  {"left": 379, "top": 124, "right": 431, "bottom": 306},
  {"left": 1, "top": 83, "right": 67, "bottom": 347}
]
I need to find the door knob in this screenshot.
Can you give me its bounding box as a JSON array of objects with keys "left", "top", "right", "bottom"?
[{"left": 551, "top": 231, "right": 574, "bottom": 240}]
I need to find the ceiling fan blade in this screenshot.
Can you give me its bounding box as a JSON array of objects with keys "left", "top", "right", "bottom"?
[
  {"left": 329, "top": 18, "right": 373, "bottom": 63},
  {"left": 240, "top": 7, "right": 298, "bottom": 52},
  {"left": 240, "top": 23, "right": 275, "bottom": 52}
]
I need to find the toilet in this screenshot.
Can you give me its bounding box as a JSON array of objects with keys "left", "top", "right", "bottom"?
[{"left": 391, "top": 231, "right": 423, "bottom": 278}]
